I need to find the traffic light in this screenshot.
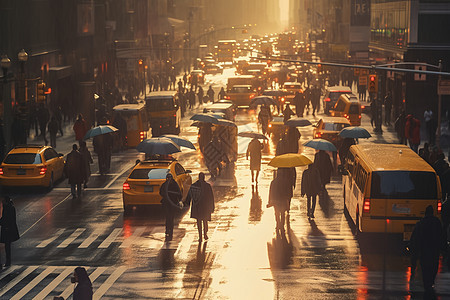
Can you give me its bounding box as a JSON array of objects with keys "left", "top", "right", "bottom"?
[
  {"left": 317, "top": 64, "right": 323, "bottom": 73},
  {"left": 138, "top": 59, "right": 144, "bottom": 72},
  {"left": 37, "top": 80, "right": 46, "bottom": 102},
  {"left": 368, "top": 74, "right": 378, "bottom": 93}
]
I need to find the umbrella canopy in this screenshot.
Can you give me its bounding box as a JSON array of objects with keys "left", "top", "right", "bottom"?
[
  {"left": 262, "top": 89, "right": 288, "bottom": 97},
  {"left": 137, "top": 138, "right": 181, "bottom": 155},
  {"left": 339, "top": 126, "right": 372, "bottom": 139},
  {"left": 304, "top": 139, "right": 337, "bottom": 152},
  {"left": 216, "top": 119, "right": 237, "bottom": 127},
  {"left": 249, "top": 96, "right": 279, "bottom": 107},
  {"left": 238, "top": 131, "right": 268, "bottom": 140},
  {"left": 83, "top": 125, "right": 118, "bottom": 140},
  {"left": 268, "top": 153, "right": 313, "bottom": 168},
  {"left": 190, "top": 113, "right": 219, "bottom": 124},
  {"left": 161, "top": 134, "right": 196, "bottom": 150},
  {"left": 284, "top": 117, "right": 312, "bottom": 127}
]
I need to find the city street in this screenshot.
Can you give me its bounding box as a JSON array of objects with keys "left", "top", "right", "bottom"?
[{"left": 0, "top": 68, "right": 449, "bottom": 299}]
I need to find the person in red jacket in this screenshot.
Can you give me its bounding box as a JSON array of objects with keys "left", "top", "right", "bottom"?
[
  {"left": 405, "top": 114, "right": 421, "bottom": 153},
  {"left": 73, "top": 114, "right": 88, "bottom": 143}
]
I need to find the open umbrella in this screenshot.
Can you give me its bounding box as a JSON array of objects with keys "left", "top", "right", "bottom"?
[
  {"left": 268, "top": 153, "right": 313, "bottom": 168},
  {"left": 161, "top": 134, "right": 196, "bottom": 150},
  {"left": 339, "top": 126, "right": 372, "bottom": 139},
  {"left": 137, "top": 138, "right": 181, "bottom": 155},
  {"left": 83, "top": 125, "right": 118, "bottom": 140},
  {"left": 238, "top": 131, "right": 268, "bottom": 140},
  {"left": 304, "top": 139, "right": 337, "bottom": 152},
  {"left": 216, "top": 119, "right": 237, "bottom": 127},
  {"left": 249, "top": 96, "right": 279, "bottom": 107},
  {"left": 284, "top": 117, "right": 312, "bottom": 127},
  {"left": 190, "top": 113, "right": 219, "bottom": 124}
]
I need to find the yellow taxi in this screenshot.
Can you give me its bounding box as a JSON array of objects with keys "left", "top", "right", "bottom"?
[
  {"left": 313, "top": 117, "right": 351, "bottom": 146},
  {"left": 0, "top": 145, "right": 65, "bottom": 189},
  {"left": 122, "top": 158, "right": 192, "bottom": 213},
  {"left": 267, "top": 116, "right": 286, "bottom": 141}
]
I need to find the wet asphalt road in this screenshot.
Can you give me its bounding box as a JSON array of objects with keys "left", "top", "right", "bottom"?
[{"left": 1, "top": 68, "right": 450, "bottom": 299}]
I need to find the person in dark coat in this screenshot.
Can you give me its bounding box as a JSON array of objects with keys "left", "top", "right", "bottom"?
[
  {"left": 268, "top": 170, "right": 292, "bottom": 235},
  {"left": 405, "top": 114, "right": 421, "bottom": 153},
  {"left": 207, "top": 86, "right": 215, "bottom": 103},
  {"left": 47, "top": 116, "right": 59, "bottom": 148},
  {"left": 282, "top": 105, "right": 295, "bottom": 123},
  {"left": 409, "top": 205, "right": 443, "bottom": 293},
  {"left": 246, "top": 138, "right": 263, "bottom": 183},
  {"left": 286, "top": 126, "right": 300, "bottom": 153},
  {"left": 65, "top": 144, "right": 85, "bottom": 198},
  {"left": 93, "top": 133, "right": 113, "bottom": 175},
  {"left": 314, "top": 150, "right": 333, "bottom": 190},
  {"left": 73, "top": 266, "right": 93, "bottom": 300},
  {"left": 184, "top": 172, "right": 215, "bottom": 242},
  {"left": 293, "top": 91, "right": 306, "bottom": 117},
  {"left": 112, "top": 113, "right": 127, "bottom": 150},
  {"left": 159, "top": 173, "right": 183, "bottom": 241},
  {"left": 0, "top": 196, "right": 20, "bottom": 267},
  {"left": 73, "top": 114, "right": 88, "bottom": 143},
  {"left": 301, "top": 164, "right": 322, "bottom": 218},
  {"left": 79, "top": 141, "right": 93, "bottom": 189}
]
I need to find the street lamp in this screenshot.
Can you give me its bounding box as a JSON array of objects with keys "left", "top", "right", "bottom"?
[
  {"left": 1, "top": 55, "right": 12, "bottom": 151},
  {"left": 17, "top": 49, "right": 28, "bottom": 145}
]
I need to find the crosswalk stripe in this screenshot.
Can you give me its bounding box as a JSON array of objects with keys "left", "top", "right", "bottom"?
[
  {"left": 119, "top": 227, "right": 146, "bottom": 248},
  {"left": 11, "top": 266, "right": 57, "bottom": 300},
  {"left": 93, "top": 266, "right": 127, "bottom": 300},
  {"left": 37, "top": 229, "right": 65, "bottom": 248},
  {"left": 0, "top": 266, "right": 38, "bottom": 297},
  {"left": 32, "top": 267, "right": 73, "bottom": 300},
  {"left": 0, "top": 265, "right": 19, "bottom": 281},
  {"left": 99, "top": 228, "right": 122, "bottom": 248},
  {"left": 57, "top": 228, "right": 86, "bottom": 248},
  {"left": 79, "top": 228, "right": 105, "bottom": 249}
]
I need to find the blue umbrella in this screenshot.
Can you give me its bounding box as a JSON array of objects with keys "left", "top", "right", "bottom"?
[
  {"left": 161, "top": 135, "right": 196, "bottom": 150},
  {"left": 190, "top": 113, "right": 219, "bottom": 124},
  {"left": 83, "top": 125, "right": 118, "bottom": 140},
  {"left": 339, "top": 126, "right": 371, "bottom": 139},
  {"left": 284, "top": 117, "right": 312, "bottom": 127},
  {"left": 137, "top": 138, "right": 181, "bottom": 155},
  {"left": 304, "top": 139, "right": 337, "bottom": 152}
]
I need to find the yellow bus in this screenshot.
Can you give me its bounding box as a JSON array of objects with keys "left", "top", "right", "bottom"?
[
  {"left": 342, "top": 144, "right": 441, "bottom": 240},
  {"left": 216, "top": 40, "right": 236, "bottom": 63},
  {"left": 112, "top": 103, "right": 149, "bottom": 147}
]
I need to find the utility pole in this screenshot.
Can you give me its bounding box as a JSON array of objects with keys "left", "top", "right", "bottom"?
[{"left": 437, "top": 60, "right": 443, "bottom": 147}]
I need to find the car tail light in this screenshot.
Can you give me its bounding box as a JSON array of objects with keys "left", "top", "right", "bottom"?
[
  {"left": 344, "top": 114, "right": 349, "bottom": 119},
  {"left": 39, "top": 166, "right": 47, "bottom": 175},
  {"left": 268, "top": 124, "right": 272, "bottom": 128},
  {"left": 250, "top": 94, "right": 255, "bottom": 99},
  {"left": 438, "top": 199, "right": 442, "bottom": 213},
  {"left": 359, "top": 115, "right": 362, "bottom": 119},
  {"left": 363, "top": 198, "right": 371, "bottom": 213},
  {"left": 324, "top": 97, "right": 331, "bottom": 102},
  {"left": 0, "top": 167, "right": 3, "bottom": 175},
  {"left": 225, "top": 96, "right": 230, "bottom": 99},
  {"left": 199, "top": 74, "right": 203, "bottom": 77},
  {"left": 361, "top": 105, "right": 365, "bottom": 109},
  {"left": 315, "top": 132, "right": 322, "bottom": 138},
  {"left": 140, "top": 131, "right": 145, "bottom": 141},
  {"left": 123, "top": 182, "right": 131, "bottom": 190},
  {"left": 281, "top": 97, "right": 285, "bottom": 102}
]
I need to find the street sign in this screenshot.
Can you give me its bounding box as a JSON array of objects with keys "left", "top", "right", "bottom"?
[
  {"left": 438, "top": 80, "right": 450, "bottom": 95},
  {"left": 414, "top": 65, "right": 426, "bottom": 81},
  {"left": 360, "top": 69, "right": 369, "bottom": 76},
  {"left": 354, "top": 68, "right": 360, "bottom": 76},
  {"left": 359, "top": 75, "right": 367, "bottom": 86}
]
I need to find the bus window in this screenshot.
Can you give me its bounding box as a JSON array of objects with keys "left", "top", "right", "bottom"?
[
  {"left": 147, "top": 98, "right": 174, "bottom": 111},
  {"left": 371, "top": 171, "right": 437, "bottom": 199}
]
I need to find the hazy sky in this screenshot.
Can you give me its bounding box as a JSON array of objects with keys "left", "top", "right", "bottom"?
[{"left": 280, "top": 0, "right": 289, "bottom": 21}]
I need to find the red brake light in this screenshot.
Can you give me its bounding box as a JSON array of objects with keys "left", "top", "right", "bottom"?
[
  {"left": 123, "top": 182, "right": 131, "bottom": 190},
  {"left": 438, "top": 199, "right": 442, "bottom": 214},
  {"left": 324, "top": 97, "right": 331, "bottom": 102},
  {"left": 39, "top": 166, "right": 47, "bottom": 175},
  {"left": 315, "top": 132, "right": 322, "bottom": 138},
  {"left": 281, "top": 97, "right": 285, "bottom": 102},
  {"left": 250, "top": 94, "right": 255, "bottom": 99},
  {"left": 0, "top": 167, "right": 3, "bottom": 175},
  {"left": 363, "top": 198, "right": 370, "bottom": 213}
]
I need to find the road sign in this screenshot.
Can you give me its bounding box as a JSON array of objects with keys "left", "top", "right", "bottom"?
[
  {"left": 359, "top": 75, "right": 367, "bottom": 86},
  {"left": 438, "top": 80, "right": 450, "bottom": 95},
  {"left": 354, "top": 68, "right": 360, "bottom": 76},
  {"left": 414, "top": 65, "right": 426, "bottom": 81},
  {"left": 360, "top": 69, "right": 369, "bottom": 76}
]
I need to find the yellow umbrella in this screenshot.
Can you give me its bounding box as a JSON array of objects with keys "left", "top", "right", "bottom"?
[{"left": 268, "top": 153, "right": 313, "bottom": 168}]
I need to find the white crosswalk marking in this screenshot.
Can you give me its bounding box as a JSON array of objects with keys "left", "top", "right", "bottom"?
[
  {"left": 79, "top": 227, "right": 105, "bottom": 248},
  {"left": 11, "top": 266, "right": 57, "bottom": 300},
  {"left": 93, "top": 266, "right": 127, "bottom": 300},
  {"left": 57, "top": 228, "right": 86, "bottom": 248},
  {"left": 32, "top": 267, "right": 73, "bottom": 300},
  {"left": 37, "top": 229, "right": 65, "bottom": 248},
  {"left": 0, "top": 266, "right": 38, "bottom": 297},
  {"left": 0, "top": 265, "right": 19, "bottom": 281},
  {"left": 119, "top": 227, "right": 146, "bottom": 248},
  {"left": 99, "top": 228, "right": 122, "bottom": 248}
]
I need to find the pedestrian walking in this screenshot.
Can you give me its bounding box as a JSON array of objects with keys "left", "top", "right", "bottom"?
[
  {"left": 73, "top": 114, "right": 88, "bottom": 143},
  {"left": 293, "top": 91, "right": 305, "bottom": 117},
  {"left": 93, "top": 133, "right": 113, "bottom": 175},
  {"left": 268, "top": 170, "right": 293, "bottom": 235},
  {"left": 65, "top": 144, "right": 85, "bottom": 198},
  {"left": 188, "top": 87, "right": 195, "bottom": 109},
  {"left": 424, "top": 107, "right": 437, "bottom": 145},
  {"left": 112, "top": 113, "right": 127, "bottom": 150},
  {"left": 197, "top": 86, "right": 204, "bottom": 106},
  {"left": 246, "top": 138, "right": 264, "bottom": 183},
  {"left": 314, "top": 150, "right": 333, "bottom": 191},
  {"left": 286, "top": 126, "right": 300, "bottom": 154},
  {"left": 79, "top": 141, "right": 93, "bottom": 189},
  {"left": 384, "top": 92, "right": 393, "bottom": 125},
  {"left": 405, "top": 114, "right": 421, "bottom": 153},
  {"left": 218, "top": 87, "right": 225, "bottom": 100},
  {"left": 394, "top": 110, "right": 407, "bottom": 145},
  {"left": 47, "top": 116, "right": 59, "bottom": 148},
  {"left": 160, "top": 173, "right": 183, "bottom": 241},
  {"left": 0, "top": 196, "right": 20, "bottom": 268},
  {"left": 409, "top": 205, "right": 443, "bottom": 293},
  {"left": 54, "top": 106, "right": 64, "bottom": 136},
  {"left": 72, "top": 267, "right": 93, "bottom": 300},
  {"left": 184, "top": 172, "right": 215, "bottom": 242},
  {"left": 310, "top": 85, "right": 321, "bottom": 116},
  {"left": 301, "top": 164, "right": 322, "bottom": 218},
  {"left": 183, "top": 73, "right": 188, "bottom": 88},
  {"left": 207, "top": 86, "right": 215, "bottom": 103},
  {"left": 282, "top": 105, "right": 295, "bottom": 123},
  {"left": 258, "top": 104, "right": 272, "bottom": 135},
  {"left": 370, "top": 100, "right": 377, "bottom": 127}
]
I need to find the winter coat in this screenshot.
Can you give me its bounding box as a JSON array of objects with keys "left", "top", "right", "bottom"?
[
  {"left": 405, "top": 116, "right": 421, "bottom": 145},
  {"left": 159, "top": 179, "right": 182, "bottom": 213},
  {"left": 246, "top": 139, "right": 263, "bottom": 171},
  {"left": 65, "top": 150, "right": 85, "bottom": 184},
  {"left": 184, "top": 180, "right": 215, "bottom": 221},
  {"left": 47, "top": 119, "right": 59, "bottom": 135},
  {"left": 73, "top": 119, "right": 88, "bottom": 141},
  {"left": 314, "top": 150, "right": 333, "bottom": 185},
  {"left": 301, "top": 167, "right": 322, "bottom": 196},
  {"left": 410, "top": 215, "right": 443, "bottom": 266},
  {"left": 268, "top": 176, "right": 291, "bottom": 212},
  {"left": 0, "top": 200, "right": 20, "bottom": 243},
  {"left": 79, "top": 146, "right": 93, "bottom": 180},
  {"left": 73, "top": 267, "right": 93, "bottom": 300}
]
